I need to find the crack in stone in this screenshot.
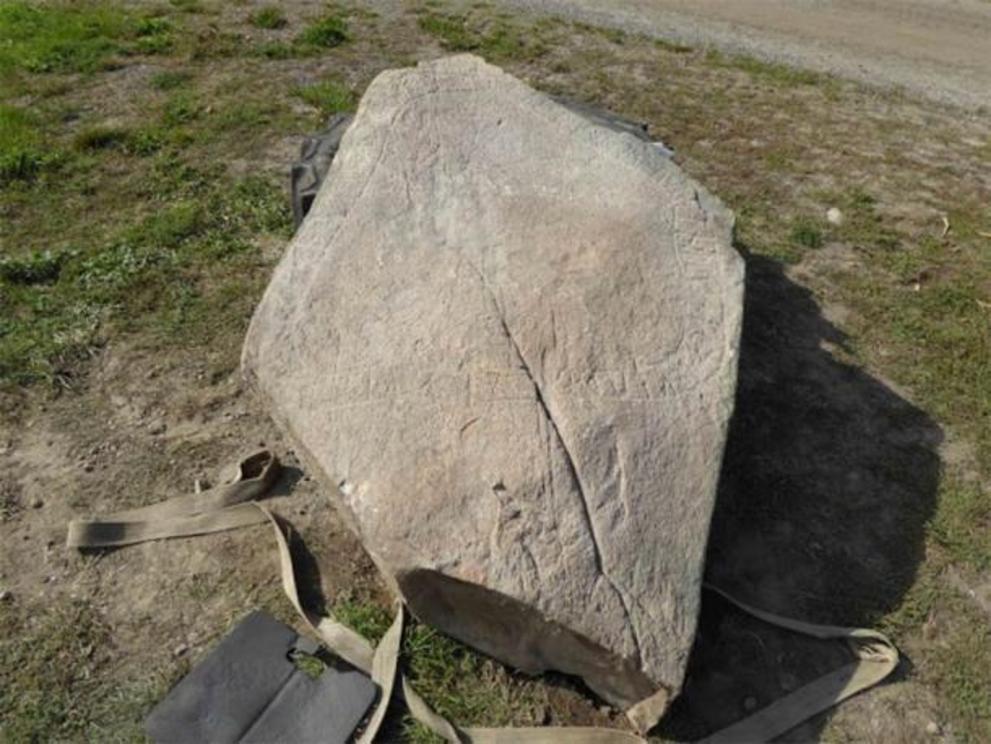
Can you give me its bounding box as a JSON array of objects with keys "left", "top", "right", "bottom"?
[{"left": 468, "top": 260, "right": 643, "bottom": 667}]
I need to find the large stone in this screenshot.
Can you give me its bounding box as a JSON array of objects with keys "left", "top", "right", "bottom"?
[{"left": 243, "top": 55, "right": 744, "bottom": 712}]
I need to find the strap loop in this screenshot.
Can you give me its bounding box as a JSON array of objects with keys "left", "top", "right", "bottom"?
[{"left": 66, "top": 451, "right": 900, "bottom": 743}]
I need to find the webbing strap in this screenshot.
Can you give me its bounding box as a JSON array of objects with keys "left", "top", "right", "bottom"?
[
  {"left": 65, "top": 451, "right": 280, "bottom": 548},
  {"left": 66, "top": 451, "right": 899, "bottom": 743}
]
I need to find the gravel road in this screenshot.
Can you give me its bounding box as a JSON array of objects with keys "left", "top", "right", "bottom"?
[{"left": 500, "top": 0, "right": 991, "bottom": 109}]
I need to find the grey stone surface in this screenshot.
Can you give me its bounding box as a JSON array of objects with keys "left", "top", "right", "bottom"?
[{"left": 243, "top": 54, "right": 744, "bottom": 710}]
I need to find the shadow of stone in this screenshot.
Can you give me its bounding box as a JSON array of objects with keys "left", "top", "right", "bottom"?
[
  {"left": 270, "top": 464, "right": 305, "bottom": 498},
  {"left": 656, "top": 250, "right": 942, "bottom": 741}
]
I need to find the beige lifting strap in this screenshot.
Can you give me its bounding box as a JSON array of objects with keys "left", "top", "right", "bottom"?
[{"left": 67, "top": 451, "right": 899, "bottom": 743}]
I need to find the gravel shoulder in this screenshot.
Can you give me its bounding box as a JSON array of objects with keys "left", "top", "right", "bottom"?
[{"left": 500, "top": 0, "right": 991, "bottom": 109}]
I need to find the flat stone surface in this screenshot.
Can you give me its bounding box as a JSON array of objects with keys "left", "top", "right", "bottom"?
[{"left": 243, "top": 54, "right": 744, "bottom": 710}]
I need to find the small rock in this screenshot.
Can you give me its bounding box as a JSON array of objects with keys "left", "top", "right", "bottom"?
[
  {"left": 30, "top": 495, "right": 44, "bottom": 509},
  {"left": 173, "top": 643, "right": 189, "bottom": 658},
  {"left": 925, "top": 721, "right": 941, "bottom": 736},
  {"left": 743, "top": 696, "right": 758, "bottom": 712},
  {"left": 826, "top": 207, "right": 844, "bottom": 226},
  {"left": 0, "top": 589, "right": 11, "bottom": 601},
  {"left": 82, "top": 462, "right": 95, "bottom": 473},
  {"left": 148, "top": 421, "right": 167, "bottom": 436}
]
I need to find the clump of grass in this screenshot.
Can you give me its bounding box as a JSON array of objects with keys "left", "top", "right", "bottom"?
[
  {"left": 417, "top": 11, "right": 547, "bottom": 62},
  {"left": 418, "top": 12, "right": 476, "bottom": 49},
  {"left": 324, "top": 597, "right": 545, "bottom": 741},
  {"left": 290, "top": 649, "right": 326, "bottom": 679},
  {"left": 162, "top": 92, "right": 200, "bottom": 126},
  {"left": 0, "top": 249, "right": 70, "bottom": 285},
  {"left": 150, "top": 69, "right": 191, "bottom": 90},
  {"left": 293, "top": 79, "right": 355, "bottom": 114},
  {"left": 789, "top": 217, "right": 824, "bottom": 249},
  {"left": 250, "top": 6, "right": 288, "bottom": 30},
  {"left": 0, "top": 104, "right": 61, "bottom": 183},
  {"left": 73, "top": 125, "right": 131, "bottom": 151},
  {"left": 254, "top": 40, "right": 296, "bottom": 59},
  {"left": 706, "top": 49, "right": 825, "bottom": 87},
  {"left": 333, "top": 597, "right": 392, "bottom": 644},
  {"left": 133, "top": 16, "right": 174, "bottom": 54},
  {"left": 298, "top": 13, "right": 349, "bottom": 48},
  {"left": 402, "top": 620, "right": 546, "bottom": 742},
  {"left": 123, "top": 125, "right": 167, "bottom": 155}
]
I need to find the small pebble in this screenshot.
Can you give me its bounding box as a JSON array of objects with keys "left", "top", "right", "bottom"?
[
  {"left": 173, "top": 643, "right": 189, "bottom": 658},
  {"left": 0, "top": 589, "right": 11, "bottom": 601},
  {"left": 30, "top": 496, "right": 43, "bottom": 509},
  {"left": 926, "top": 721, "right": 941, "bottom": 736},
  {"left": 826, "top": 207, "right": 844, "bottom": 226},
  {"left": 148, "top": 421, "right": 167, "bottom": 436},
  {"left": 83, "top": 462, "right": 95, "bottom": 473}
]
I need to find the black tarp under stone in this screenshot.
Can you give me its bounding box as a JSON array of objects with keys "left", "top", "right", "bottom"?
[{"left": 145, "top": 611, "right": 377, "bottom": 744}]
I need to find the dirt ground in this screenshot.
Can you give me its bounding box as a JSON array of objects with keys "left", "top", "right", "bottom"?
[
  {"left": 503, "top": 0, "right": 991, "bottom": 109},
  {"left": 1, "top": 1, "right": 990, "bottom": 742}
]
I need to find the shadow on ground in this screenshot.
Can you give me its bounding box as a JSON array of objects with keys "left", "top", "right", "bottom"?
[{"left": 657, "top": 251, "right": 942, "bottom": 741}]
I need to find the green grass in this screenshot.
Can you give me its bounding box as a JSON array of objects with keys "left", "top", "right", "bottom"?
[
  {"left": 0, "top": 598, "right": 177, "bottom": 741},
  {"left": 789, "top": 217, "right": 824, "bottom": 249},
  {"left": 832, "top": 189, "right": 991, "bottom": 466},
  {"left": 0, "top": 104, "right": 61, "bottom": 182},
  {"left": 402, "top": 620, "right": 546, "bottom": 742},
  {"left": 417, "top": 11, "right": 548, "bottom": 62},
  {"left": 0, "top": 1, "right": 174, "bottom": 84},
  {"left": 705, "top": 49, "right": 826, "bottom": 87},
  {"left": 0, "top": 0, "right": 132, "bottom": 75},
  {"left": 327, "top": 597, "right": 545, "bottom": 742},
  {"left": 298, "top": 13, "right": 349, "bottom": 48},
  {"left": 0, "top": 249, "right": 69, "bottom": 284},
  {"left": 73, "top": 124, "right": 131, "bottom": 151},
  {"left": 0, "top": 171, "right": 291, "bottom": 386},
  {"left": 133, "top": 16, "right": 174, "bottom": 54},
  {"left": 150, "top": 69, "right": 191, "bottom": 90},
  {"left": 930, "top": 478, "right": 991, "bottom": 571},
  {"left": 293, "top": 79, "right": 355, "bottom": 114},
  {"left": 250, "top": 6, "right": 288, "bottom": 30},
  {"left": 162, "top": 90, "right": 201, "bottom": 126},
  {"left": 254, "top": 40, "right": 297, "bottom": 59}
]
